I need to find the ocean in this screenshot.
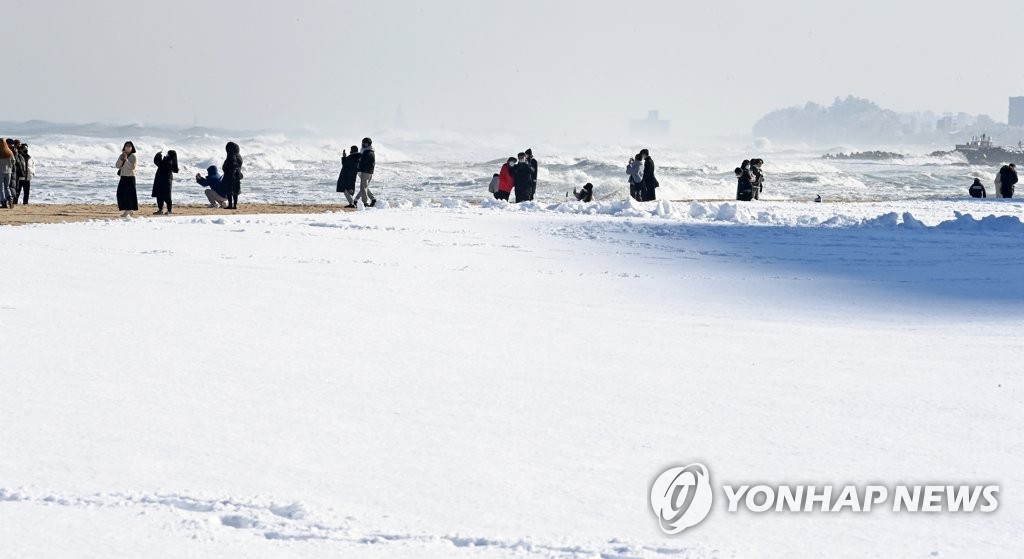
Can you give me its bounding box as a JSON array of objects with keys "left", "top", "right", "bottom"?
[{"left": 4, "top": 123, "right": 999, "bottom": 205}]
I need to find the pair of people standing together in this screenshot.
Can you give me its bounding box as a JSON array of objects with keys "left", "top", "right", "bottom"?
[
  {"left": 492, "top": 148, "right": 538, "bottom": 202},
  {"left": 626, "top": 149, "right": 658, "bottom": 202},
  {"left": 115, "top": 141, "right": 244, "bottom": 217},
  {"left": 336, "top": 137, "right": 377, "bottom": 208}
]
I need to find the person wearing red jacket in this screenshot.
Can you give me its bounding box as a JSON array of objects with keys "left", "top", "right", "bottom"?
[{"left": 495, "top": 157, "right": 515, "bottom": 201}]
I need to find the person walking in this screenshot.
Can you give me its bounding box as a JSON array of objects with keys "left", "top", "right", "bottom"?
[
  {"left": 998, "top": 163, "right": 1018, "bottom": 198},
  {"left": 222, "top": 142, "right": 243, "bottom": 209},
  {"left": 116, "top": 141, "right": 139, "bottom": 217},
  {"left": 151, "top": 150, "right": 179, "bottom": 214},
  {"left": 355, "top": 137, "right": 377, "bottom": 207},
  {"left": 337, "top": 145, "right": 360, "bottom": 208},
  {"left": 525, "top": 148, "right": 538, "bottom": 201},
  {"left": 968, "top": 177, "right": 987, "bottom": 198},
  {"left": 0, "top": 138, "right": 13, "bottom": 209},
  {"left": 639, "top": 148, "right": 658, "bottom": 202},
  {"left": 16, "top": 143, "right": 34, "bottom": 204}
]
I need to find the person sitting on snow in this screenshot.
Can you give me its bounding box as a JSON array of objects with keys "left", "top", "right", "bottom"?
[
  {"left": 195, "top": 165, "right": 229, "bottom": 208},
  {"left": 574, "top": 182, "right": 594, "bottom": 203}
]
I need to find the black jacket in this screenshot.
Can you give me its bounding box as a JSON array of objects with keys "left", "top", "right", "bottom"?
[
  {"left": 574, "top": 187, "right": 593, "bottom": 202},
  {"left": 223, "top": 142, "right": 244, "bottom": 193},
  {"left": 528, "top": 158, "right": 538, "bottom": 184},
  {"left": 151, "top": 152, "right": 179, "bottom": 198},
  {"left": 999, "top": 165, "right": 1018, "bottom": 188},
  {"left": 358, "top": 148, "right": 376, "bottom": 174},
  {"left": 511, "top": 161, "right": 534, "bottom": 199},
  {"left": 640, "top": 157, "right": 658, "bottom": 201},
  {"left": 337, "top": 152, "right": 360, "bottom": 191},
  {"left": 737, "top": 170, "right": 754, "bottom": 198}
]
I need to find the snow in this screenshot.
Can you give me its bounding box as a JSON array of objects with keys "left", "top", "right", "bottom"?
[{"left": 2, "top": 200, "right": 1022, "bottom": 558}]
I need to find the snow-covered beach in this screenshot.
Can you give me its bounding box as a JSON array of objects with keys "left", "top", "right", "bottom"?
[{"left": 2, "top": 199, "right": 1022, "bottom": 558}]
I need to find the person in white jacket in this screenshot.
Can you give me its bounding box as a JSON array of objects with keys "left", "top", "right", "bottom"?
[{"left": 115, "top": 141, "right": 139, "bottom": 217}]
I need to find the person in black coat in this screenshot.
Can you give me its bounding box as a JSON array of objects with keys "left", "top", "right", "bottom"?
[
  {"left": 639, "top": 148, "right": 658, "bottom": 202},
  {"left": 525, "top": 148, "right": 538, "bottom": 200},
  {"left": 151, "top": 150, "right": 179, "bottom": 214},
  {"left": 222, "top": 141, "right": 243, "bottom": 209},
  {"left": 574, "top": 182, "right": 594, "bottom": 202},
  {"left": 511, "top": 152, "right": 534, "bottom": 203},
  {"left": 969, "top": 177, "right": 987, "bottom": 198},
  {"left": 998, "top": 163, "right": 1018, "bottom": 198},
  {"left": 337, "top": 145, "right": 360, "bottom": 207},
  {"left": 735, "top": 164, "right": 754, "bottom": 201}
]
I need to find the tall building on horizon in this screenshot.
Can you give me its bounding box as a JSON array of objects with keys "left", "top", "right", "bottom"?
[{"left": 1009, "top": 97, "right": 1024, "bottom": 127}]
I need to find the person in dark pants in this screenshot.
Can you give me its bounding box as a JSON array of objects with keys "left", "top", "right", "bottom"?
[
  {"left": 222, "top": 142, "right": 244, "bottom": 209},
  {"left": 355, "top": 137, "right": 377, "bottom": 207},
  {"left": 574, "top": 182, "right": 594, "bottom": 202},
  {"left": 495, "top": 157, "right": 515, "bottom": 201},
  {"left": 16, "top": 143, "right": 34, "bottom": 204},
  {"left": 639, "top": 148, "right": 658, "bottom": 201},
  {"left": 11, "top": 139, "right": 26, "bottom": 204},
  {"left": 735, "top": 164, "right": 754, "bottom": 201},
  {"left": 525, "top": 148, "right": 538, "bottom": 201},
  {"left": 998, "top": 163, "right": 1018, "bottom": 198},
  {"left": 511, "top": 152, "right": 534, "bottom": 203},
  {"left": 968, "top": 178, "right": 986, "bottom": 198},
  {"left": 115, "top": 141, "right": 139, "bottom": 217},
  {"left": 749, "top": 158, "right": 764, "bottom": 200},
  {"left": 627, "top": 155, "right": 643, "bottom": 201},
  {"left": 151, "top": 150, "right": 179, "bottom": 214},
  {"left": 337, "top": 145, "right": 360, "bottom": 208}
]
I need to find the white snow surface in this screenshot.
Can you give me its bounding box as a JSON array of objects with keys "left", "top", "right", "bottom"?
[{"left": 2, "top": 199, "right": 1023, "bottom": 558}]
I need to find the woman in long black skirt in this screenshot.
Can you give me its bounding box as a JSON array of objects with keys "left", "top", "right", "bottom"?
[
  {"left": 116, "top": 141, "right": 139, "bottom": 217},
  {"left": 151, "top": 149, "right": 179, "bottom": 214}
]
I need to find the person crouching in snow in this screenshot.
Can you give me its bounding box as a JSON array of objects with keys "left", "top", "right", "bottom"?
[
  {"left": 196, "top": 165, "right": 229, "bottom": 208},
  {"left": 574, "top": 182, "right": 594, "bottom": 202},
  {"left": 968, "top": 177, "right": 986, "bottom": 198}
]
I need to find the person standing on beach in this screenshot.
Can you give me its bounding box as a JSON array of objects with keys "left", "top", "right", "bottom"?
[
  {"left": 968, "top": 177, "right": 987, "bottom": 198},
  {"left": 511, "top": 152, "right": 533, "bottom": 203},
  {"left": 116, "top": 141, "right": 139, "bottom": 217},
  {"left": 0, "top": 138, "right": 14, "bottom": 208},
  {"left": 16, "top": 143, "right": 34, "bottom": 205},
  {"left": 627, "top": 155, "right": 644, "bottom": 201},
  {"left": 355, "top": 137, "right": 376, "bottom": 207},
  {"left": 337, "top": 145, "right": 360, "bottom": 208},
  {"left": 998, "top": 163, "right": 1017, "bottom": 198},
  {"left": 496, "top": 156, "right": 515, "bottom": 201},
  {"left": 735, "top": 163, "right": 754, "bottom": 201},
  {"left": 151, "top": 150, "right": 179, "bottom": 214},
  {"left": 749, "top": 158, "right": 764, "bottom": 200},
  {"left": 11, "top": 139, "right": 27, "bottom": 205},
  {"left": 222, "top": 142, "right": 243, "bottom": 209},
  {"left": 525, "top": 148, "right": 538, "bottom": 201},
  {"left": 639, "top": 148, "right": 658, "bottom": 202}
]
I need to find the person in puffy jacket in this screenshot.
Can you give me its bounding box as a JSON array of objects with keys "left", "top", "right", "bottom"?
[
  {"left": 511, "top": 152, "right": 534, "bottom": 203},
  {"left": 574, "top": 182, "right": 594, "bottom": 202},
  {"left": 968, "top": 177, "right": 986, "bottom": 198},
  {"left": 735, "top": 163, "right": 754, "bottom": 201},
  {"left": 627, "top": 155, "right": 643, "bottom": 201},
  {"left": 222, "top": 142, "right": 243, "bottom": 209},
  {"left": 196, "top": 165, "right": 228, "bottom": 208},
  {"left": 0, "top": 138, "right": 13, "bottom": 208},
  {"left": 998, "top": 163, "right": 1018, "bottom": 198},
  {"left": 495, "top": 157, "right": 515, "bottom": 201},
  {"left": 355, "top": 137, "right": 377, "bottom": 207},
  {"left": 16, "top": 143, "right": 34, "bottom": 204}
]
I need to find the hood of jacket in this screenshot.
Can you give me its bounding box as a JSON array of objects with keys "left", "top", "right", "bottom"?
[
  {"left": 226, "top": 142, "right": 240, "bottom": 155},
  {"left": 207, "top": 165, "right": 223, "bottom": 179}
]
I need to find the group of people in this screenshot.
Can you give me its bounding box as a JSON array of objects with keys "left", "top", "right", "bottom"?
[
  {"left": 626, "top": 150, "right": 660, "bottom": 202},
  {"left": 486, "top": 149, "right": 539, "bottom": 203},
  {"left": 734, "top": 159, "right": 765, "bottom": 201},
  {"left": 335, "top": 137, "right": 378, "bottom": 208},
  {"left": 114, "top": 141, "right": 244, "bottom": 217},
  {"left": 0, "top": 138, "right": 35, "bottom": 207}
]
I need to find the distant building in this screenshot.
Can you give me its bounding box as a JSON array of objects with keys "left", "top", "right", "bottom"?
[
  {"left": 630, "top": 110, "right": 670, "bottom": 139},
  {"left": 1009, "top": 97, "right": 1024, "bottom": 127}
]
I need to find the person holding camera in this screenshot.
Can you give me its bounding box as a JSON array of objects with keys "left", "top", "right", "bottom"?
[
  {"left": 151, "top": 150, "right": 179, "bottom": 214},
  {"left": 115, "top": 141, "right": 139, "bottom": 217}
]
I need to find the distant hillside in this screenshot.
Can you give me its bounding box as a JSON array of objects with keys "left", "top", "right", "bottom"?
[{"left": 753, "top": 96, "right": 1024, "bottom": 146}]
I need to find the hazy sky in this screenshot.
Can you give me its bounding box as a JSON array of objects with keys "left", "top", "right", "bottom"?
[{"left": 8, "top": 0, "right": 1023, "bottom": 142}]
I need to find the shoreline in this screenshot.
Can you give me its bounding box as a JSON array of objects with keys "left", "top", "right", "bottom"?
[{"left": 0, "top": 203, "right": 352, "bottom": 226}]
